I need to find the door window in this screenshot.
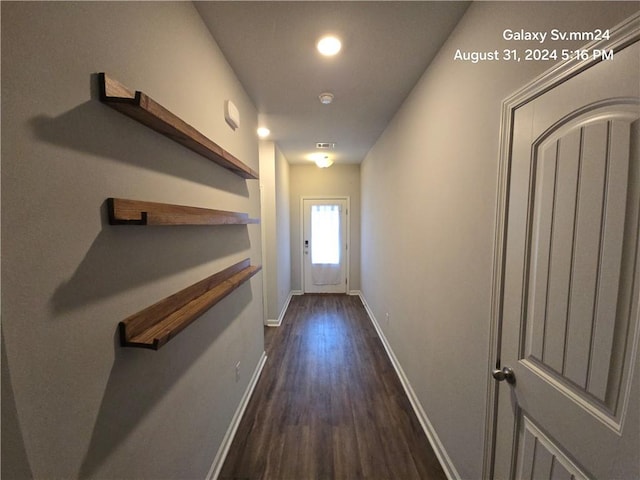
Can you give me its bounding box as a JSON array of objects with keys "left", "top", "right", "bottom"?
[{"left": 311, "top": 205, "right": 341, "bottom": 265}]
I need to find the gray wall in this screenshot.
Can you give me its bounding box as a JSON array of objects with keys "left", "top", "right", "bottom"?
[
  {"left": 290, "top": 164, "right": 361, "bottom": 292},
  {"left": 360, "top": 2, "right": 639, "bottom": 479},
  {"left": 259, "top": 140, "right": 291, "bottom": 322},
  {"left": 1, "top": 2, "right": 263, "bottom": 478}
]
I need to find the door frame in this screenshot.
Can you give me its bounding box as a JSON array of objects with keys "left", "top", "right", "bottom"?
[
  {"left": 484, "top": 13, "right": 640, "bottom": 479},
  {"left": 300, "top": 196, "right": 350, "bottom": 294}
]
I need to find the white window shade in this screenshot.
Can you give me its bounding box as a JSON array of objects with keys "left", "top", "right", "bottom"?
[{"left": 311, "top": 205, "right": 340, "bottom": 265}]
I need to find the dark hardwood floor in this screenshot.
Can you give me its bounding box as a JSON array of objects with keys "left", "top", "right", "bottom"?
[{"left": 219, "top": 294, "right": 447, "bottom": 480}]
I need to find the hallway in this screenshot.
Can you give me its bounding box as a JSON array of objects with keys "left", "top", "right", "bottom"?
[
  {"left": 220, "top": 294, "right": 447, "bottom": 479},
  {"left": 3, "top": 3, "right": 638, "bottom": 478}
]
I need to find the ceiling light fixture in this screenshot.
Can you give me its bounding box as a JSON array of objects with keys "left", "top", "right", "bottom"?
[
  {"left": 319, "top": 92, "right": 334, "bottom": 105},
  {"left": 317, "top": 35, "right": 342, "bottom": 56},
  {"left": 315, "top": 156, "right": 334, "bottom": 168},
  {"left": 308, "top": 153, "right": 334, "bottom": 168},
  {"left": 257, "top": 127, "right": 270, "bottom": 138}
]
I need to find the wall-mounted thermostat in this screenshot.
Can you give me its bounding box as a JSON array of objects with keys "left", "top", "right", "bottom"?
[{"left": 225, "top": 100, "right": 240, "bottom": 130}]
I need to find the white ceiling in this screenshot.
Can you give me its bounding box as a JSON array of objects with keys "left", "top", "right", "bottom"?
[{"left": 195, "top": 1, "right": 470, "bottom": 165}]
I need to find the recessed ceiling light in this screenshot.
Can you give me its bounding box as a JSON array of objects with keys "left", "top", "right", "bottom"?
[
  {"left": 257, "top": 127, "right": 270, "bottom": 138},
  {"left": 319, "top": 92, "right": 334, "bottom": 105},
  {"left": 317, "top": 36, "right": 342, "bottom": 56}
]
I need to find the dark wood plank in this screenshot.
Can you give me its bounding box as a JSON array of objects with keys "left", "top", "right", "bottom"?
[
  {"left": 221, "top": 294, "right": 447, "bottom": 479},
  {"left": 119, "top": 260, "right": 261, "bottom": 350},
  {"left": 107, "top": 198, "right": 259, "bottom": 226},
  {"left": 98, "top": 73, "right": 259, "bottom": 180}
]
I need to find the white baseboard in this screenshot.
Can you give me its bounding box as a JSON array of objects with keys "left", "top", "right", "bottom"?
[
  {"left": 348, "top": 289, "right": 362, "bottom": 296},
  {"left": 266, "top": 290, "right": 299, "bottom": 327},
  {"left": 356, "top": 293, "right": 461, "bottom": 480},
  {"left": 207, "top": 351, "right": 268, "bottom": 480}
]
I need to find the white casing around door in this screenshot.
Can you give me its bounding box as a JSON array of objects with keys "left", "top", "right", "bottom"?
[{"left": 302, "top": 198, "right": 348, "bottom": 294}]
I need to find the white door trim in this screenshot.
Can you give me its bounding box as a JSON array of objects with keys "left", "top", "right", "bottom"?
[
  {"left": 300, "top": 196, "right": 350, "bottom": 294},
  {"left": 484, "top": 12, "right": 640, "bottom": 479}
]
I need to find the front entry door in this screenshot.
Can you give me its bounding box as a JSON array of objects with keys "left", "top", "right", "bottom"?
[
  {"left": 302, "top": 198, "right": 348, "bottom": 294},
  {"left": 493, "top": 25, "right": 639, "bottom": 480}
]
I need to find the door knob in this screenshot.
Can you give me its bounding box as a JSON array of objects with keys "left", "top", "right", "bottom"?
[{"left": 492, "top": 366, "right": 515, "bottom": 384}]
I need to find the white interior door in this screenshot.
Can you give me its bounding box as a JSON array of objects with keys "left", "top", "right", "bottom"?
[
  {"left": 302, "top": 198, "right": 348, "bottom": 294},
  {"left": 493, "top": 33, "right": 639, "bottom": 479}
]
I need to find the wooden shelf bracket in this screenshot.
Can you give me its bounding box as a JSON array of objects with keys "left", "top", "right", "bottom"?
[
  {"left": 119, "top": 259, "right": 262, "bottom": 350},
  {"left": 98, "top": 73, "right": 259, "bottom": 179},
  {"left": 107, "top": 198, "right": 259, "bottom": 226}
]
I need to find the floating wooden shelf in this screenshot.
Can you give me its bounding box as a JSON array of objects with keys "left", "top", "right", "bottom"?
[
  {"left": 119, "top": 259, "right": 261, "bottom": 350},
  {"left": 98, "top": 73, "right": 259, "bottom": 180},
  {"left": 107, "top": 198, "right": 259, "bottom": 226}
]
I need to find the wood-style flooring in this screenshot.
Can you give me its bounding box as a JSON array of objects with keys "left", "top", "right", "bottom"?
[{"left": 219, "top": 294, "right": 447, "bottom": 480}]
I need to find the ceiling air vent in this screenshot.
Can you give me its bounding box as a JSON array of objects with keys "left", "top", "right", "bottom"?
[{"left": 316, "top": 142, "right": 336, "bottom": 150}]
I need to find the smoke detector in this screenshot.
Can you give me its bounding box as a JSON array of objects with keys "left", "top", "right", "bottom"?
[{"left": 319, "top": 92, "right": 334, "bottom": 105}]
